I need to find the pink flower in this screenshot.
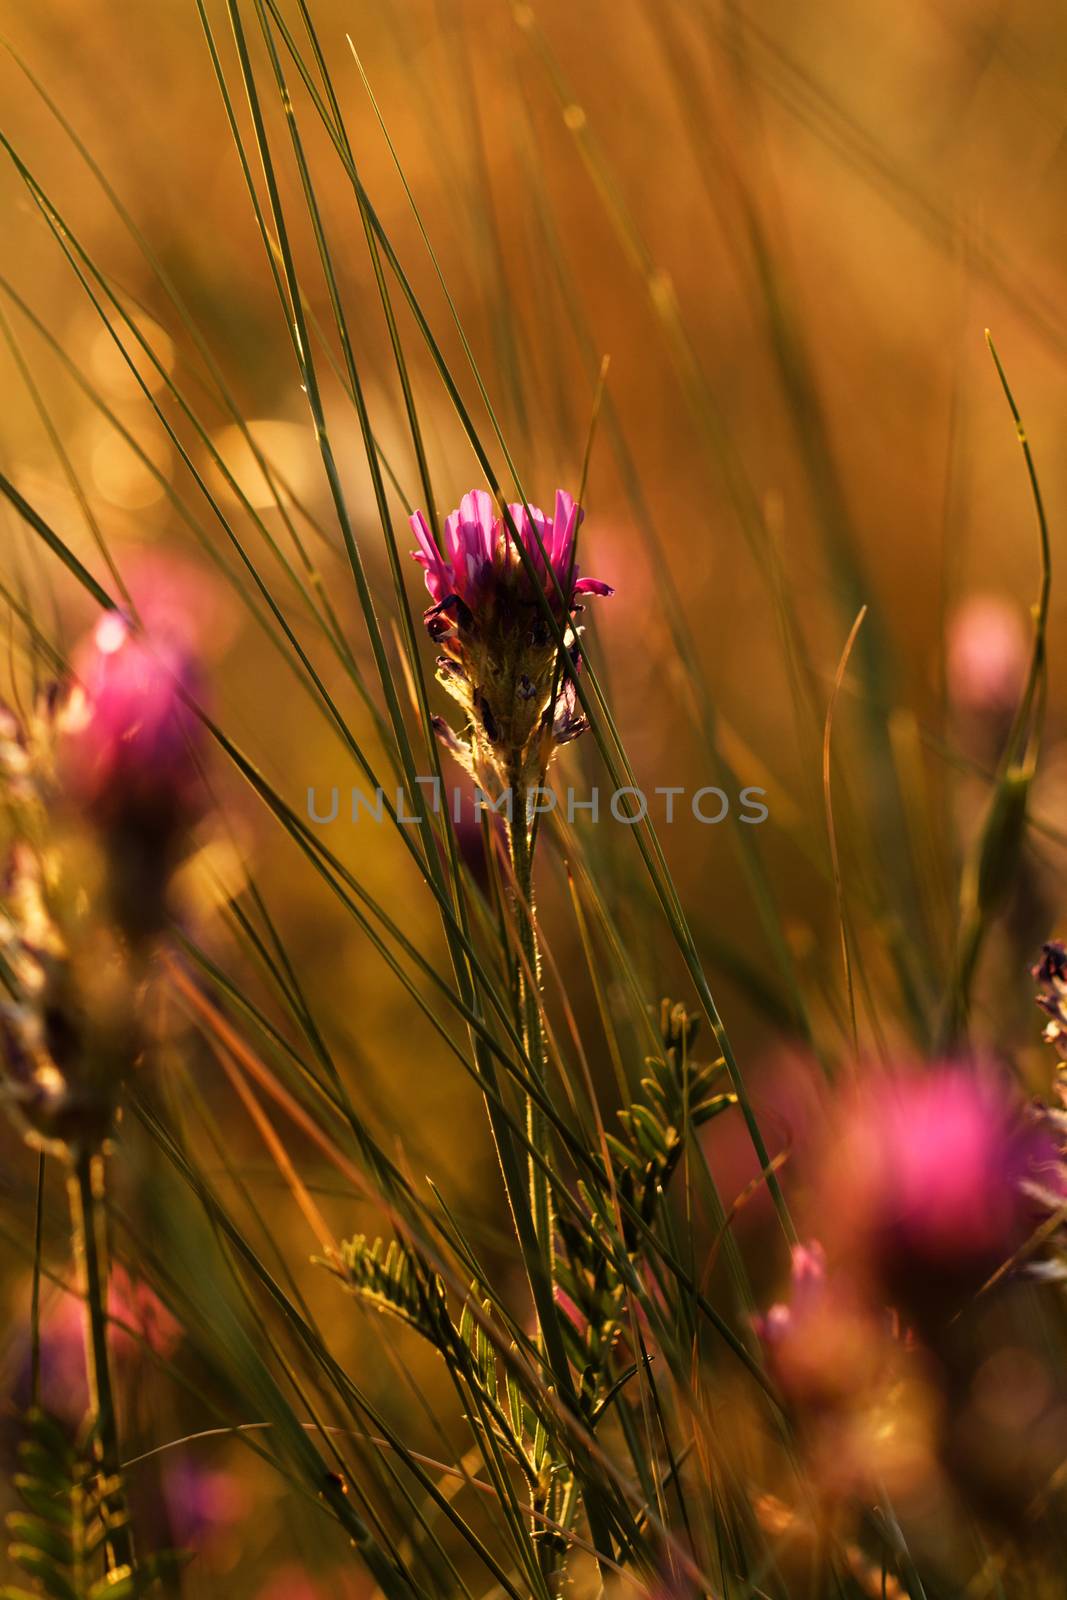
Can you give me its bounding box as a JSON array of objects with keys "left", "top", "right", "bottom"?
[
  {"left": 753, "top": 1244, "right": 940, "bottom": 1507},
  {"left": 58, "top": 608, "right": 207, "bottom": 939},
  {"left": 410, "top": 490, "right": 611, "bottom": 782},
  {"left": 62, "top": 610, "right": 203, "bottom": 835},
  {"left": 817, "top": 1066, "right": 1057, "bottom": 1324},
  {"left": 163, "top": 1458, "right": 248, "bottom": 1547},
  {"left": 410, "top": 488, "right": 612, "bottom": 634},
  {"left": 108, "top": 1261, "right": 183, "bottom": 1363},
  {"left": 11, "top": 1268, "right": 181, "bottom": 1427},
  {"left": 753, "top": 1241, "right": 887, "bottom": 1416},
  {"left": 753, "top": 1241, "right": 828, "bottom": 1350},
  {"left": 946, "top": 595, "right": 1027, "bottom": 722}
]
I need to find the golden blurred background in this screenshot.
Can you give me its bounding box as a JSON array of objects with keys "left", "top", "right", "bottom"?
[{"left": 4, "top": 0, "right": 1067, "bottom": 1590}]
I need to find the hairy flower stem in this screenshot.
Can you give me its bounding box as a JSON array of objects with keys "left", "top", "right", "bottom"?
[
  {"left": 509, "top": 782, "right": 567, "bottom": 1587},
  {"left": 68, "top": 1148, "right": 134, "bottom": 1575},
  {"left": 508, "top": 784, "right": 555, "bottom": 1277}
]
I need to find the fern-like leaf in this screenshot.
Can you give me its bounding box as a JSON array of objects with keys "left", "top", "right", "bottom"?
[
  {"left": 3, "top": 1410, "right": 185, "bottom": 1600},
  {"left": 323, "top": 1234, "right": 448, "bottom": 1342}
]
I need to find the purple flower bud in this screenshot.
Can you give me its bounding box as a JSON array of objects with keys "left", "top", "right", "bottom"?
[
  {"left": 754, "top": 1241, "right": 887, "bottom": 1417},
  {"left": 60, "top": 611, "right": 205, "bottom": 940},
  {"left": 62, "top": 611, "right": 203, "bottom": 835},
  {"left": 409, "top": 489, "right": 611, "bottom": 782},
  {"left": 410, "top": 488, "right": 612, "bottom": 628},
  {"left": 947, "top": 595, "right": 1028, "bottom": 723},
  {"left": 163, "top": 1458, "right": 247, "bottom": 1548},
  {"left": 818, "top": 1066, "right": 1060, "bottom": 1325}
]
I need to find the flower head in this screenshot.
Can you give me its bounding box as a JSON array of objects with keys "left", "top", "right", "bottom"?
[
  {"left": 9, "top": 1269, "right": 182, "bottom": 1427},
  {"left": 947, "top": 594, "right": 1028, "bottom": 724},
  {"left": 411, "top": 488, "right": 610, "bottom": 621},
  {"left": 163, "top": 1458, "right": 247, "bottom": 1548},
  {"left": 751, "top": 1240, "right": 932, "bottom": 1509},
  {"left": 410, "top": 489, "right": 611, "bottom": 787},
  {"left": 754, "top": 1242, "right": 884, "bottom": 1414},
  {"left": 816, "top": 1066, "right": 1057, "bottom": 1325},
  {"left": 59, "top": 610, "right": 205, "bottom": 940},
  {"left": 62, "top": 610, "right": 203, "bottom": 838}
]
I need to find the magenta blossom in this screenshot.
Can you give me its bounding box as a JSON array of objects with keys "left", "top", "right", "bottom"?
[
  {"left": 753, "top": 1241, "right": 888, "bottom": 1419},
  {"left": 946, "top": 594, "right": 1027, "bottom": 723},
  {"left": 753, "top": 1241, "right": 828, "bottom": 1352},
  {"left": 410, "top": 488, "right": 611, "bottom": 632},
  {"left": 59, "top": 610, "right": 205, "bottom": 939},
  {"left": 62, "top": 611, "right": 202, "bottom": 832},
  {"left": 10, "top": 1268, "right": 182, "bottom": 1428},
  {"left": 163, "top": 1458, "right": 248, "bottom": 1548},
  {"left": 410, "top": 489, "right": 612, "bottom": 785},
  {"left": 819, "top": 1066, "right": 1059, "bottom": 1323}
]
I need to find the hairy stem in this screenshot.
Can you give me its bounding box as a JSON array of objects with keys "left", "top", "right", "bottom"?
[
  {"left": 68, "top": 1148, "right": 134, "bottom": 1575},
  {"left": 509, "top": 783, "right": 555, "bottom": 1274},
  {"left": 509, "top": 781, "right": 568, "bottom": 1587}
]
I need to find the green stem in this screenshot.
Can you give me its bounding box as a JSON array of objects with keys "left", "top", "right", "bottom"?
[
  {"left": 508, "top": 782, "right": 555, "bottom": 1276},
  {"left": 509, "top": 781, "right": 569, "bottom": 1589},
  {"left": 30, "top": 1152, "right": 45, "bottom": 1407},
  {"left": 68, "top": 1148, "right": 134, "bottom": 1575}
]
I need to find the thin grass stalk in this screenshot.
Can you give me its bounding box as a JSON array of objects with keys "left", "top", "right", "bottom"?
[
  {"left": 942, "top": 335, "right": 1051, "bottom": 1044},
  {"left": 317, "top": 47, "right": 797, "bottom": 1240},
  {"left": 250, "top": 17, "right": 568, "bottom": 1377},
  {"left": 191, "top": 19, "right": 621, "bottom": 1537}
]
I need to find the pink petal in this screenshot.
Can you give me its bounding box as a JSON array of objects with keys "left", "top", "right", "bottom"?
[
  {"left": 460, "top": 488, "right": 497, "bottom": 564},
  {"left": 409, "top": 510, "right": 451, "bottom": 602},
  {"left": 410, "top": 510, "right": 444, "bottom": 569},
  {"left": 550, "top": 490, "right": 580, "bottom": 569},
  {"left": 573, "top": 576, "right": 613, "bottom": 596},
  {"left": 443, "top": 509, "right": 464, "bottom": 570}
]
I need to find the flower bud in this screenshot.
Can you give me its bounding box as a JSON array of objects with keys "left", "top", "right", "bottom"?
[
  {"left": 410, "top": 489, "right": 611, "bottom": 787},
  {"left": 815, "top": 1066, "right": 1059, "bottom": 1328},
  {"left": 60, "top": 610, "right": 204, "bottom": 941}
]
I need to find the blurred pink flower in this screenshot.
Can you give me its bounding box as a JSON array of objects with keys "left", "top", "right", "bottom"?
[
  {"left": 946, "top": 594, "right": 1027, "bottom": 722},
  {"left": 58, "top": 596, "right": 210, "bottom": 940},
  {"left": 754, "top": 1241, "right": 885, "bottom": 1414},
  {"left": 753, "top": 1240, "right": 828, "bottom": 1351},
  {"left": 108, "top": 1261, "right": 182, "bottom": 1363},
  {"left": 753, "top": 1241, "right": 942, "bottom": 1508},
  {"left": 12, "top": 1267, "right": 181, "bottom": 1426},
  {"left": 62, "top": 609, "right": 203, "bottom": 835},
  {"left": 163, "top": 1457, "right": 248, "bottom": 1547},
  {"left": 410, "top": 488, "right": 611, "bottom": 636},
  {"left": 817, "top": 1065, "right": 1058, "bottom": 1324}
]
